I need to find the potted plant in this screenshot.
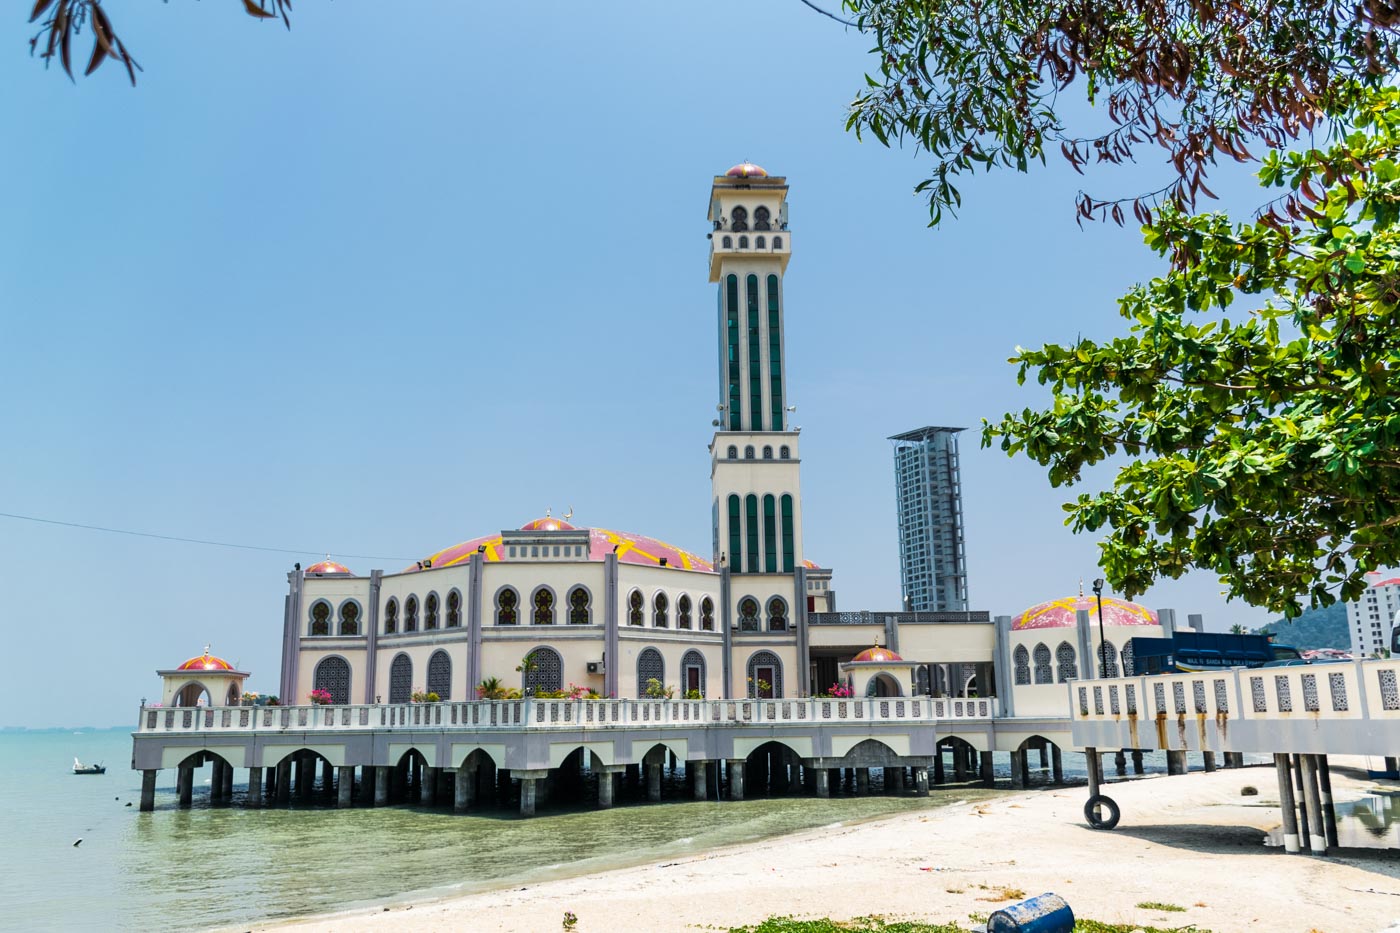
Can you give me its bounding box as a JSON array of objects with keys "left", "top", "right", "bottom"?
[
  {"left": 307, "top": 688, "right": 333, "bottom": 706},
  {"left": 476, "top": 677, "right": 506, "bottom": 700}
]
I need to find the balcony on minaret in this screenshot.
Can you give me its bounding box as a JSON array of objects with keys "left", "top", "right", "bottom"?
[{"left": 709, "top": 230, "right": 791, "bottom": 279}]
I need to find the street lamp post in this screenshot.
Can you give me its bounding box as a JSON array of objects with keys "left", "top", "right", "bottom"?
[{"left": 1092, "top": 578, "right": 1108, "bottom": 677}]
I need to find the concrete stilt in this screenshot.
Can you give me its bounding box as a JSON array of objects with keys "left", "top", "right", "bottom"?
[
  {"left": 1132, "top": 750, "right": 1145, "bottom": 774},
  {"left": 1113, "top": 749, "right": 1126, "bottom": 774},
  {"left": 599, "top": 769, "right": 615, "bottom": 808},
  {"left": 890, "top": 766, "right": 905, "bottom": 793},
  {"left": 247, "top": 767, "right": 264, "bottom": 808},
  {"left": 647, "top": 762, "right": 662, "bottom": 801},
  {"left": 1274, "top": 754, "right": 1301, "bottom": 853},
  {"left": 421, "top": 766, "right": 438, "bottom": 806},
  {"left": 1225, "top": 752, "right": 1245, "bottom": 769},
  {"left": 1293, "top": 754, "right": 1312, "bottom": 852},
  {"left": 177, "top": 764, "right": 193, "bottom": 808},
  {"left": 1051, "top": 745, "right": 1063, "bottom": 784},
  {"left": 1010, "top": 750, "right": 1025, "bottom": 789},
  {"left": 953, "top": 747, "right": 968, "bottom": 781},
  {"left": 933, "top": 746, "right": 946, "bottom": 784},
  {"left": 1040, "top": 745, "right": 1050, "bottom": 769},
  {"left": 210, "top": 759, "right": 225, "bottom": 801},
  {"left": 455, "top": 766, "right": 476, "bottom": 812},
  {"left": 856, "top": 767, "right": 869, "bottom": 795},
  {"left": 520, "top": 778, "right": 537, "bottom": 816},
  {"left": 814, "top": 767, "right": 830, "bottom": 798},
  {"left": 265, "top": 766, "right": 276, "bottom": 798},
  {"left": 140, "top": 769, "right": 157, "bottom": 811},
  {"left": 1203, "top": 751, "right": 1218, "bottom": 773},
  {"left": 727, "top": 760, "right": 746, "bottom": 800},
  {"left": 276, "top": 759, "right": 291, "bottom": 804},
  {"left": 1166, "top": 750, "right": 1187, "bottom": 775},
  {"left": 337, "top": 766, "right": 354, "bottom": 808},
  {"left": 1318, "top": 755, "right": 1339, "bottom": 848},
  {"left": 222, "top": 761, "right": 234, "bottom": 799},
  {"left": 914, "top": 767, "right": 929, "bottom": 796},
  {"left": 374, "top": 766, "right": 389, "bottom": 806},
  {"left": 295, "top": 755, "right": 310, "bottom": 799},
  {"left": 321, "top": 757, "right": 335, "bottom": 795},
  {"left": 1085, "top": 747, "right": 1100, "bottom": 800},
  {"left": 979, "top": 751, "right": 994, "bottom": 785},
  {"left": 1301, "top": 755, "right": 1327, "bottom": 854},
  {"left": 692, "top": 760, "right": 708, "bottom": 801}
]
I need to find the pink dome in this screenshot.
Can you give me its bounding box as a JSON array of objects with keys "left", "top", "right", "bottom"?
[
  {"left": 1013, "top": 596, "right": 1158, "bottom": 631},
  {"left": 725, "top": 162, "right": 768, "bottom": 178},
  {"left": 409, "top": 522, "right": 714, "bottom": 574},
  {"left": 305, "top": 560, "right": 352, "bottom": 576},
  {"left": 177, "top": 651, "right": 234, "bottom": 672}
]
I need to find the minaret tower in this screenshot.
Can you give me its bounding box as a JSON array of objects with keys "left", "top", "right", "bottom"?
[{"left": 708, "top": 162, "right": 803, "bottom": 577}]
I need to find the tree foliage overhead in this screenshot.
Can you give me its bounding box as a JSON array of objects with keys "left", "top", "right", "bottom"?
[
  {"left": 983, "top": 86, "right": 1400, "bottom": 616},
  {"left": 26, "top": 0, "right": 292, "bottom": 85},
  {"left": 844, "top": 0, "right": 1400, "bottom": 224}
]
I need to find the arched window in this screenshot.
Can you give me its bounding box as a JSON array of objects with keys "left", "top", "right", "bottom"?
[
  {"left": 1056, "top": 642, "right": 1078, "bottom": 682},
  {"left": 1121, "top": 641, "right": 1136, "bottom": 676},
  {"left": 755, "top": 235, "right": 766, "bottom": 249},
  {"left": 677, "top": 594, "right": 692, "bottom": 629},
  {"left": 313, "top": 656, "right": 350, "bottom": 705},
  {"left": 427, "top": 649, "right": 451, "bottom": 699},
  {"left": 700, "top": 596, "right": 715, "bottom": 631},
  {"left": 653, "top": 591, "right": 669, "bottom": 628},
  {"left": 446, "top": 589, "right": 461, "bottom": 628},
  {"left": 1013, "top": 645, "right": 1031, "bottom": 686},
  {"left": 738, "top": 597, "right": 759, "bottom": 631},
  {"left": 637, "top": 647, "right": 665, "bottom": 697},
  {"left": 568, "top": 587, "right": 590, "bottom": 624},
  {"left": 384, "top": 598, "right": 398, "bottom": 634},
  {"left": 754, "top": 205, "right": 771, "bottom": 231},
  {"left": 522, "top": 646, "right": 563, "bottom": 694},
  {"left": 727, "top": 445, "right": 738, "bottom": 459},
  {"left": 721, "top": 235, "right": 733, "bottom": 248},
  {"left": 338, "top": 601, "right": 360, "bottom": 636},
  {"left": 767, "top": 597, "right": 788, "bottom": 632},
  {"left": 628, "top": 589, "right": 643, "bottom": 626},
  {"left": 533, "top": 588, "right": 555, "bottom": 625},
  {"left": 744, "top": 445, "right": 755, "bottom": 460},
  {"left": 681, "top": 649, "right": 706, "bottom": 696},
  {"left": 1033, "top": 643, "right": 1053, "bottom": 684},
  {"left": 747, "top": 650, "right": 783, "bottom": 698},
  {"left": 1098, "top": 642, "right": 1120, "bottom": 677},
  {"left": 496, "top": 588, "right": 518, "bottom": 625},
  {"left": 389, "top": 653, "right": 412, "bottom": 704},
  {"left": 773, "top": 236, "right": 783, "bottom": 249},
  {"left": 309, "top": 600, "right": 331, "bottom": 636},
  {"left": 762, "top": 445, "right": 773, "bottom": 459},
  {"left": 425, "top": 592, "right": 439, "bottom": 630},
  {"left": 730, "top": 205, "right": 748, "bottom": 231},
  {"left": 738, "top": 235, "right": 749, "bottom": 248},
  {"left": 404, "top": 595, "right": 419, "bottom": 632},
  {"left": 779, "top": 445, "right": 790, "bottom": 459}
]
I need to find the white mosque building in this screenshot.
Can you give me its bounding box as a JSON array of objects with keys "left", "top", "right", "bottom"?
[{"left": 227, "top": 164, "right": 1166, "bottom": 717}]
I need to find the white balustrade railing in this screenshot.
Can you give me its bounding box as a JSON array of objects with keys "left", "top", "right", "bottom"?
[
  {"left": 136, "top": 695, "right": 998, "bottom": 735},
  {"left": 1068, "top": 659, "right": 1400, "bottom": 726}
]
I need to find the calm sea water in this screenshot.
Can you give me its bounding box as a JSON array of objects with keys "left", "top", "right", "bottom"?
[{"left": 0, "top": 728, "right": 1040, "bottom": 932}]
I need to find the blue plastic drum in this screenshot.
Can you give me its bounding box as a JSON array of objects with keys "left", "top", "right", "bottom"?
[{"left": 986, "top": 893, "right": 1075, "bottom": 933}]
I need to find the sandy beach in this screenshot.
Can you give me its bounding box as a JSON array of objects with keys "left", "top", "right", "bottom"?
[{"left": 262, "top": 764, "right": 1400, "bottom": 933}]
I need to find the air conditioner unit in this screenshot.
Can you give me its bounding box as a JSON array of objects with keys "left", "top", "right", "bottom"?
[{"left": 587, "top": 660, "right": 605, "bottom": 674}]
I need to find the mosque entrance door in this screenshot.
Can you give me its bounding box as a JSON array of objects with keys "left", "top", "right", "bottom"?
[
  {"left": 685, "top": 666, "right": 701, "bottom": 695},
  {"left": 754, "top": 665, "right": 776, "bottom": 699}
]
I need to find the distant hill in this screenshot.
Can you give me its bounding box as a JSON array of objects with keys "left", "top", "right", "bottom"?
[{"left": 1253, "top": 602, "right": 1351, "bottom": 651}]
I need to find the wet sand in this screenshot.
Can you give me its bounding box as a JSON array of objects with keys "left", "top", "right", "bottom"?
[{"left": 260, "top": 764, "right": 1400, "bottom": 933}]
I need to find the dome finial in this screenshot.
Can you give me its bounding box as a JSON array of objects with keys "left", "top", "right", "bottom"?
[{"left": 1078, "top": 578, "right": 1084, "bottom": 598}]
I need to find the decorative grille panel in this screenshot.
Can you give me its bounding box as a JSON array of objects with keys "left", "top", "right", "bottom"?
[
  {"left": 427, "top": 650, "right": 451, "bottom": 700},
  {"left": 1382, "top": 670, "right": 1400, "bottom": 711},
  {"left": 1033, "top": 644, "right": 1053, "bottom": 684},
  {"left": 1275, "top": 675, "right": 1293, "bottom": 712},
  {"left": 637, "top": 648, "right": 665, "bottom": 697},
  {"left": 1251, "top": 676, "right": 1267, "bottom": 712},
  {"left": 1056, "top": 642, "right": 1077, "bottom": 682},
  {"left": 1302, "top": 674, "right": 1320, "bottom": 712},
  {"left": 313, "top": 656, "right": 351, "bottom": 705},
  {"left": 389, "top": 654, "right": 412, "bottom": 704},
  {"left": 1214, "top": 679, "right": 1229, "bottom": 713},
  {"left": 1013, "top": 646, "right": 1030, "bottom": 686},
  {"left": 1192, "top": 680, "right": 1207, "bottom": 714},
  {"left": 1173, "top": 682, "right": 1187, "bottom": 715},
  {"left": 1154, "top": 683, "right": 1167, "bottom": 715},
  {"left": 1328, "top": 672, "right": 1348, "bottom": 712},
  {"left": 523, "top": 647, "right": 563, "bottom": 694}
]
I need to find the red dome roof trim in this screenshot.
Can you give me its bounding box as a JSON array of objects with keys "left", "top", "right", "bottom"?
[
  {"left": 176, "top": 651, "right": 235, "bottom": 672},
  {"left": 305, "top": 560, "right": 352, "bottom": 576},
  {"left": 725, "top": 162, "right": 768, "bottom": 178},
  {"left": 1012, "top": 596, "right": 1158, "bottom": 631},
  {"left": 851, "top": 646, "right": 903, "bottom": 663}
]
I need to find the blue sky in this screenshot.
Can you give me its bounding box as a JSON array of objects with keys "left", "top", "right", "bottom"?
[{"left": 0, "top": 1, "right": 1282, "bottom": 726}]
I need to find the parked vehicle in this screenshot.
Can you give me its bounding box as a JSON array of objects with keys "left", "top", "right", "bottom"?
[{"left": 1126, "top": 631, "right": 1304, "bottom": 675}]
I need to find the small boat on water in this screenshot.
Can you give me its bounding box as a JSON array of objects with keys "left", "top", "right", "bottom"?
[{"left": 73, "top": 758, "right": 106, "bottom": 775}]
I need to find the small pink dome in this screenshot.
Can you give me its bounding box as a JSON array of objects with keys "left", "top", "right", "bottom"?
[
  {"left": 726, "top": 162, "right": 768, "bottom": 178},
  {"left": 177, "top": 651, "right": 234, "bottom": 672},
  {"left": 305, "top": 560, "right": 352, "bottom": 576},
  {"left": 852, "top": 646, "right": 903, "bottom": 663},
  {"left": 520, "top": 517, "right": 578, "bottom": 532}
]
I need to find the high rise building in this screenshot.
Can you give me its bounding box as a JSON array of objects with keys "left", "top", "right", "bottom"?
[
  {"left": 889, "top": 426, "right": 968, "bottom": 611},
  {"left": 1347, "top": 573, "right": 1400, "bottom": 657}
]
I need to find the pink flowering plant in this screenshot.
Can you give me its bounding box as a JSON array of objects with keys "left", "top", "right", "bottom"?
[{"left": 307, "top": 688, "right": 333, "bottom": 706}]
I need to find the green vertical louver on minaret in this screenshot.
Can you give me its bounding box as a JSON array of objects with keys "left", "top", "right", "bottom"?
[
  {"left": 745, "top": 494, "right": 760, "bottom": 573},
  {"left": 767, "top": 274, "right": 783, "bottom": 431},
  {"left": 746, "top": 274, "right": 763, "bottom": 431},
  {"left": 726, "top": 275, "right": 741, "bottom": 430},
  {"left": 728, "top": 495, "right": 741, "bottom": 568},
  {"left": 764, "top": 494, "right": 778, "bottom": 573}
]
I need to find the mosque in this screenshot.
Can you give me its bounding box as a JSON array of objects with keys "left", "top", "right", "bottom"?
[{"left": 220, "top": 162, "right": 1166, "bottom": 716}]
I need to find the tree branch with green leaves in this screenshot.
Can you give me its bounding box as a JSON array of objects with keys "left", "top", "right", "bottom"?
[{"left": 983, "top": 86, "right": 1400, "bottom": 617}]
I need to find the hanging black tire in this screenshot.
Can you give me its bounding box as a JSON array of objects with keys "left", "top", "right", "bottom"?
[{"left": 1084, "top": 793, "right": 1121, "bottom": 830}]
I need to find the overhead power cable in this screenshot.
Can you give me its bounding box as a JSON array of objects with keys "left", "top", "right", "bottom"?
[
  {"left": 796, "top": 0, "right": 861, "bottom": 27},
  {"left": 0, "top": 510, "right": 413, "bottom": 563}
]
